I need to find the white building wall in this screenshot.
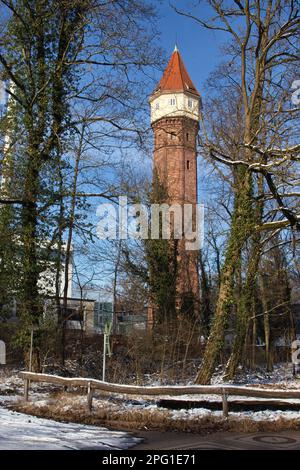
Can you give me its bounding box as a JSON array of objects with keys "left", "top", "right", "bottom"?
[
  {"left": 150, "top": 92, "right": 200, "bottom": 123},
  {"left": 38, "top": 244, "right": 73, "bottom": 298},
  {"left": 38, "top": 258, "right": 73, "bottom": 298}
]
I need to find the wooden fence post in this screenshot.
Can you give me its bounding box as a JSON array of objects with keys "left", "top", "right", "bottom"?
[
  {"left": 222, "top": 388, "right": 229, "bottom": 418},
  {"left": 24, "top": 379, "right": 29, "bottom": 401},
  {"left": 87, "top": 381, "right": 93, "bottom": 412}
]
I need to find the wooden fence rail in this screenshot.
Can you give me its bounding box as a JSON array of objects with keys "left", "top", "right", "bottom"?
[{"left": 19, "top": 371, "right": 300, "bottom": 417}]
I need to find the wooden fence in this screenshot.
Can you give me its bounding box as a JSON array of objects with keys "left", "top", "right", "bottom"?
[{"left": 19, "top": 371, "right": 300, "bottom": 417}]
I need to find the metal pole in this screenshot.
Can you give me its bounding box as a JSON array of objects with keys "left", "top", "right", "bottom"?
[
  {"left": 102, "top": 333, "right": 106, "bottom": 382},
  {"left": 29, "top": 329, "right": 34, "bottom": 372}
]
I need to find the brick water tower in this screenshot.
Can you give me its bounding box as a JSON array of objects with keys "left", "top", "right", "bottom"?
[{"left": 149, "top": 46, "right": 201, "bottom": 320}]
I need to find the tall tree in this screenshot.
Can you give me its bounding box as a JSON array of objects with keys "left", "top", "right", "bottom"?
[
  {"left": 0, "top": 0, "right": 162, "bottom": 361},
  {"left": 173, "top": 0, "right": 300, "bottom": 383}
]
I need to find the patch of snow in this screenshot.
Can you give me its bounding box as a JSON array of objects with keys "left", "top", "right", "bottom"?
[
  {"left": 240, "top": 410, "right": 300, "bottom": 422},
  {"left": 211, "top": 363, "right": 300, "bottom": 388},
  {"left": 0, "top": 406, "right": 139, "bottom": 450},
  {"left": 33, "top": 399, "right": 51, "bottom": 408},
  {"left": 171, "top": 408, "right": 218, "bottom": 420},
  {"left": 170, "top": 406, "right": 300, "bottom": 423}
]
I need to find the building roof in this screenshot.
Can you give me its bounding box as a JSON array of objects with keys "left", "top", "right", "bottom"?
[{"left": 153, "top": 46, "right": 200, "bottom": 97}]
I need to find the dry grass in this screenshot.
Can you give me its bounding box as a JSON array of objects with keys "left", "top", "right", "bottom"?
[
  {"left": 9, "top": 395, "right": 220, "bottom": 433},
  {"left": 8, "top": 391, "right": 300, "bottom": 434}
]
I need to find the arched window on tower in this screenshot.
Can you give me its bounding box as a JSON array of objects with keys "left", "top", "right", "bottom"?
[
  {"left": 186, "top": 133, "right": 189, "bottom": 141},
  {"left": 187, "top": 160, "right": 190, "bottom": 170}
]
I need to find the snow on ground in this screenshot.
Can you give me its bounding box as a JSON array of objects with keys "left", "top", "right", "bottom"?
[
  {"left": 169, "top": 406, "right": 300, "bottom": 423},
  {"left": 0, "top": 369, "right": 60, "bottom": 398},
  {"left": 0, "top": 369, "right": 141, "bottom": 450},
  {"left": 211, "top": 363, "right": 300, "bottom": 387},
  {"left": 0, "top": 371, "right": 23, "bottom": 393},
  {"left": 0, "top": 405, "right": 139, "bottom": 450},
  {"left": 154, "top": 393, "right": 300, "bottom": 402},
  {"left": 20, "top": 393, "right": 300, "bottom": 428},
  {"left": 1, "top": 365, "right": 300, "bottom": 443},
  {"left": 109, "top": 399, "right": 300, "bottom": 423}
]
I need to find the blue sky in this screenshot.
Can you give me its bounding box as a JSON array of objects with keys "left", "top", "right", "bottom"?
[
  {"left": 74, "top": 2, "right": 229, "bottom": 297},
  {"left": 155, "top": 1, "right": 227, "bottom": 96},
  {"left": 153, "top": 2, "right": 228, "bottom": 205}
]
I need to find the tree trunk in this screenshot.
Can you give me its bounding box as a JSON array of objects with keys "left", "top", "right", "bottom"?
[
  {"left": 112, "top": 241, "right": 122, "bottom": 335},
  {"left": 199, "top": 250, "right": 211, "bottom": 336},
  {"left": 224, "top": 229, "right": 261, "bottom": 380},
  {"left": 251, "top": 300, "right": 257, "bottom": 370},
  {"left": 55, "top": 165, "right": 65, "bottom": 363},
  {"left": 61, "top": 125, "right": 85, "bottom": 363},
  {"left": 21, "top": 149, "right": 40, "bottom": 326},
  {"left": 195, "top": 168, "right": 253, "bottom": 384},
  {"left": 259, "top": 275, "right": 273, "bottom": 372}
]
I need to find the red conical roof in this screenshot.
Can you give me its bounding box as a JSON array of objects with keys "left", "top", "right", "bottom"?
[{"left": 154, "top": 47, "right": 200, "bottom": 96}]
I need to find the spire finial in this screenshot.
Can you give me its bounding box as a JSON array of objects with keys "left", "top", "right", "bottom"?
[{"left": 174, "top": 33, "right": 178, "bottom": 52}]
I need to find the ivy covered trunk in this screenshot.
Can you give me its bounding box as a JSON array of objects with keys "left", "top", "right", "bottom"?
[
  {"left": 0, "top": 1, "right": 87, "bottom": 364},
  {"left": 224, "top": 230, "right": 261, "bottom": 380},
  {"left": 21, "top": 164, "right": 40, "bottom": 325},
  {"left": 195, "top": 167, "right": 254, "bottom": 384},
  {"left": 224, "top": 174, "right": 263, "bottom": 380}
]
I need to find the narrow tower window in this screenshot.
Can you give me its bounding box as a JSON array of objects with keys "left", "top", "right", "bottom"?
[
  {"left": 187, "top": 160, "right": 190, "bottom": 170},
  {"left": 155, "top": 102, "right": 159, "bottom": 109},
  {"left": 188, "top": 99, "right": 193, "bottom": 108},
  {"left": 169, "top": 98, "right": 176, "bottom": 106},
  {"left": 186, "top": 133, "right": 189, "bottom": 141}
]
